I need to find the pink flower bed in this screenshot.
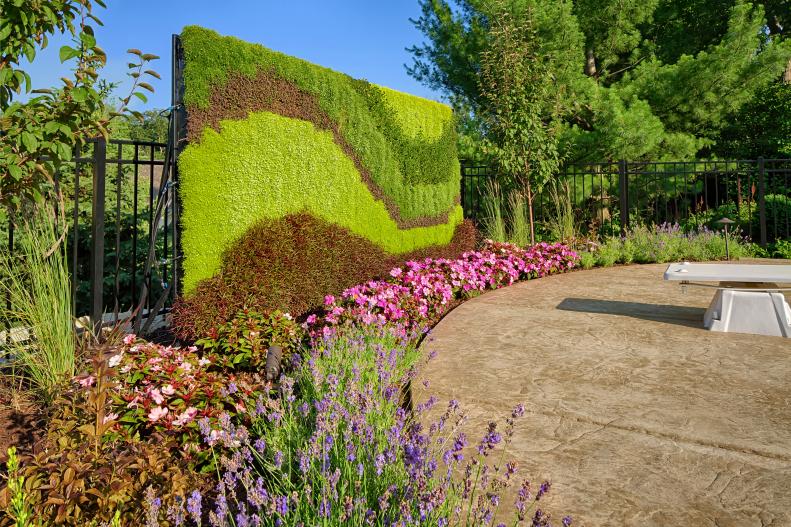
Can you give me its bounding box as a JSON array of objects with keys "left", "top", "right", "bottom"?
[{"left": 306, "top": 240, "right": 578, "bottom": 337}]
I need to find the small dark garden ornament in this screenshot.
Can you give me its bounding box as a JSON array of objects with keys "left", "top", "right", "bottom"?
[
  {"left": 265, "top": 345, "right": 283, "bottom": 381},
  {"left": 716, "top": 217, "right": 736, "bottom": 260}
]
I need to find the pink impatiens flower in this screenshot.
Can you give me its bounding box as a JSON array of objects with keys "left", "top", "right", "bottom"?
[
  {"left": 161, "top": 384, "right": 176, "bottom": 396},
  {"left": 108, "top": 353, "right": 123, "bottom": 368},
  {"left": 172, "top": 407, "right": 198, "bottom": 427},
  {"left": 148, "top": 406, "right": 168, "bottom": 423},
  {"left": 123, "top": 333, "right": 136, "bottom": 345},
  {"left": 77, "top": 375, "right": 95, "bottom": 388},
  {"left": 149, "top": 387, "right": 164, "bottom": 405}
]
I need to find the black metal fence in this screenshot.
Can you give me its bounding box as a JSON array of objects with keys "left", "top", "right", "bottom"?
[
  {"left": 2, "top": 35, "right": 186, "bottom": 335},
  {"left": 461, "top": 158, "right": 791, "bottom": 244},
  {"left": 1, "top": 137, "right": 180, "bottom": 328}
]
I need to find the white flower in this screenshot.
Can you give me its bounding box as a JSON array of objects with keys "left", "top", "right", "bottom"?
[
  {"left": 198, "top": 358, "right": 211, "bottom": 367},
  {"left": 108, "top": 353, "right": 123, "bottom": 368},
  {"left": 283, "top": 312, "right": 293, "bottom": 320}
]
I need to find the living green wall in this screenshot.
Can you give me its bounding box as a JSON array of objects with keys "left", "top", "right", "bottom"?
[
  {"left": 177, "top": 26, "right": 469, "bottom": 312},
  {"left": 180, "top": 112, "right": 463, "bottom": 291},
  {"left": 180, "top": 26, "right": 460, "bottom": 220}
]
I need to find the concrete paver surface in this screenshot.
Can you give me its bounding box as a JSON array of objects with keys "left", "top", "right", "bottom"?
[{"left": 417, "top": 262, "right": 791, "bottom": 527}]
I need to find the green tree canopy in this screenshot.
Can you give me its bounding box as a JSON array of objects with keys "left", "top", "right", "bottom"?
[{"left": 408, "top": 0, "right": 791, "bottom": 163}]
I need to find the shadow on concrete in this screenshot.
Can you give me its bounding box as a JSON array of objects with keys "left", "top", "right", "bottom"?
[{"left": 556, "top": 297, "right": 706, "bottom": 329}]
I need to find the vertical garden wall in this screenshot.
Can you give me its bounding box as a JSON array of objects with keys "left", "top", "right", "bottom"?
[{"left": 172, "top": 27, "right": 475, "bottom": 338}]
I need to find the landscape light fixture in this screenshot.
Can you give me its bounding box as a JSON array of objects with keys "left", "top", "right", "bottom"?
[{"left": 716, "top": 217, "right": 736, "bottom": 261}]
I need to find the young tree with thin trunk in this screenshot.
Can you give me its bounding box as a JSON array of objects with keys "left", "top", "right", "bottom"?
[{"left": 477, "top": 2, "right": 562, "bottom": 244}]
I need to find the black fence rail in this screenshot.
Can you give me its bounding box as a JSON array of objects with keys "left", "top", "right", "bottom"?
[
  {"left": 1, "top": 137, "right": 179, "bottom": 329},
  {"left": 462, "top": 158, "right": 791, "bottom": 244}
]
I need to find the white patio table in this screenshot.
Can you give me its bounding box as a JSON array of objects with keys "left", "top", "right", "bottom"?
[{"left": 664, "top": 262, "right": 791, "bottom": 338}]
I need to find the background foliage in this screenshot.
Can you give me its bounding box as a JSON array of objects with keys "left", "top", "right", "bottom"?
[
  {"left": 408, "top": 0, "right": 791, "bottom": 163},
  {"left": 0, "top": 0, "right": 159, "bottom": 220}
]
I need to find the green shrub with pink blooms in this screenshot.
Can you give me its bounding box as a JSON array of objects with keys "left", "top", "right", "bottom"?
[{"left": 107, "top": 336, "right": 270, "bottom": 471}]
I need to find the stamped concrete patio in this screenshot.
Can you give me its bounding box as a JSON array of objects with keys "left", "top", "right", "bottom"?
[{"left": 417, "top": 262, "right": 791, "bottom": 527}]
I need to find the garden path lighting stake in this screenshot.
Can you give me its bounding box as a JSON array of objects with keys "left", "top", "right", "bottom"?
[{"left": 716, "top": 217, "right": 736, "bottom": 260}]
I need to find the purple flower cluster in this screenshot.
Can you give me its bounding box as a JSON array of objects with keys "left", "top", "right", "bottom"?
[
  {"left": 147, "top": 326, "right": 570, "bottom": 526},
  {"left": 306, "top": 240, "right": 578, "bottom": 337}
]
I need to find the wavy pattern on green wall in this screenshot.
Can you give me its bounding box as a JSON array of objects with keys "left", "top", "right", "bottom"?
[
  {"left": 180, "top": 111, "right": 464, "bottom": 292},
  {"left": 180, "top": 26, "right": 460, "bottom": 222}
]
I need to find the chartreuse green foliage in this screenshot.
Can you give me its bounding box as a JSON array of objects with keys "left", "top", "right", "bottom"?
[
  {"left": 359, "top": 84, "right": 459, "bottom": 186},
  {"left": 180, "top": 112, "right": 464, "bottom": 292},
  {"left": 180, "top": 26, "right": 459, "bottom": 221}
]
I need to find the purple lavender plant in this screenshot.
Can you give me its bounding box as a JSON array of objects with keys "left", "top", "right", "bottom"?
[{"left": 146, "top": 326, "right": 570, "bottom": 526}]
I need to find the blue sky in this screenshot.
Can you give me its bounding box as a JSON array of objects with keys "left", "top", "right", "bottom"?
[{"left": 22, "top": 1, "right": 442, "bottom": 110}]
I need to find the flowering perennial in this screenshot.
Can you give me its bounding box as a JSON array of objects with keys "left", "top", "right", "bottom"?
[
  {"left": 108, "top": 338, "right": 267, "bottom": 468},
  {"left": 308, "top": 241, "right": 578, "bottom": 336},
  {"left": 151, "top": 327, "right": 571, "bottom": 526}
]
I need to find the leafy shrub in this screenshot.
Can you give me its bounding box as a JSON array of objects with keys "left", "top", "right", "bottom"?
[
  {"left": 683, "top": 195, "right": 791, "bottom": 243},
  {"left": 107, "top": 336, "right": 269, "bottom": 470},
  {"left": 0, "top": 356, "right": 197, "bottom": 526},
  {"left": 762, "top": 194, "right": 791, "bottom": 241},
  {"left": 195, "top": 309, "right": 303, "bottom": 370},
  {"left": 171, "top": 214, "right": 478, "bottom": 341},
  {"left": 594, "top": 240, "right": 621, "bottom": 267},
  {"left": 772, "top": 239, "right": 791, "bottom": 259},
  {"left": 580, "top": 223, "right": 755, "bottom": 266},
  {"left": 579, "top": 250, "right": 596, "bottom": 269}
]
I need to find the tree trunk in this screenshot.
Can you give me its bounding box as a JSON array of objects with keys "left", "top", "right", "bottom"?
[
  {"left": 526, "top": 180, "right": 536, "bottom": 245},
  {"left": 585, "top": 48, "right": 597, "bottom": 77},
  {"left": 784, "top": 57, "right": 791, "bottom": 84}
]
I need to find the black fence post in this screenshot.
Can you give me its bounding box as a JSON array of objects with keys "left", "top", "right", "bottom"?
[
  {"left": 90, "top": 138, "right": 106, "bottom": 331},
  {"left": 460, "top": 162, "right": 467, "bottom": 217},
  {"left": 171, "top": 33, "right": 186, "bottom": 298},
  {"left": 758, "top": 157, "right": 767, "bottom": 247},
  {"left": 618, "top": 159, "right": 629, "bottom": 237}
]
